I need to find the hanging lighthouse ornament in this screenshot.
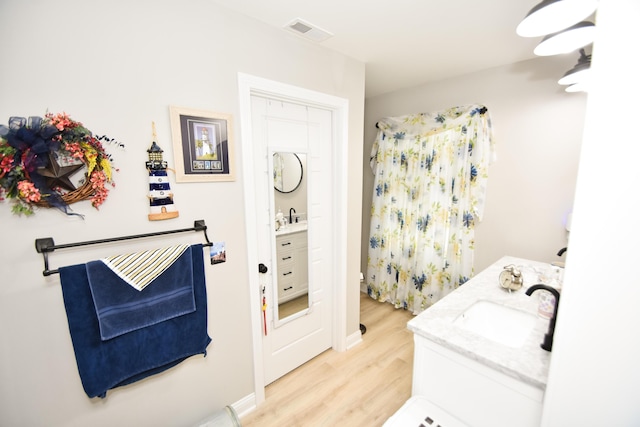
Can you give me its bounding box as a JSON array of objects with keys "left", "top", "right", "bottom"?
[{"left": 146, "top": 122, "right": 179, "bottom": 221}]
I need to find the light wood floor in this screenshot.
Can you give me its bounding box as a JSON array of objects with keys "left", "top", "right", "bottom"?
[
  {"left": 279, "top": 294, "right": 309, "bottom": 319},
  {"left": 240, "top": 292, "right": 415, "bottom": 427}
]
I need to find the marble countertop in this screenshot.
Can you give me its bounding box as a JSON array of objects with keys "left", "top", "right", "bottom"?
[
  {"left": 275, "top": 221, "right": 308, "bottom": 236},
  {"left": 407, "top": 256, "right": 554, "bottom": 390}
]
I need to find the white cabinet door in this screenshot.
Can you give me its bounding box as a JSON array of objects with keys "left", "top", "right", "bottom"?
[{"left": 413, "top": 335, "right": 543, "bottom": 427}]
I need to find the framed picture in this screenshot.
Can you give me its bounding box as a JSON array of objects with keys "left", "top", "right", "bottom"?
[{"left": 169, "top": 106, "right": 235, "bottom": 182}]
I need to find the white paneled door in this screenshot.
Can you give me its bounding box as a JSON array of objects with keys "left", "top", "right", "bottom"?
[{"left": 250, "top": 95, "right": 333, "bottom": 385}]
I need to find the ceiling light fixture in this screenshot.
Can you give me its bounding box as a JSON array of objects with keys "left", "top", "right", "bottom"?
[
  {"left": 534, "top": 21, "right": 596, "bottom": 56},
  {"left": 516, "top": 0, "right": 598, "bottom": 37},
  {"left": 565, "top": 81, "right": 589, "bottom": 93},
  {"left": 558, "top": 48, "right": 591, "bottom": 86}
]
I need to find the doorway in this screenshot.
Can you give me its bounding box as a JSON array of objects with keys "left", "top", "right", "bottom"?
[
  {"left": 238, "top": 73, "right": 349, "bottom": 405},
  {"left": 251, "top": 96, "right": 333, "bottom": 385}
]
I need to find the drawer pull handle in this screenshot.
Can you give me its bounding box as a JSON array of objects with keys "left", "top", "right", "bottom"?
[
  {"left": 281, "top": 242, "right": 291, "bottom": 246},
  {"left": 282, "top": 256, "right": 292, "bottom": 260},
  {"left": 283, "top": 272, "right": 293, "bottom": 276},
  {"left": 284, "top": 286, "right": 293, "bottom": 291}
]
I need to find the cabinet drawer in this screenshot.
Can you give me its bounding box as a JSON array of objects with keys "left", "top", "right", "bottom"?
[
  {"left": 277, "top": 251, "right": 295, "bottom": 266},
  {"left": 278, "top": 264, "right": 296, "bottom": 281},
  {"left": 276, "top": 237, "right": 296, "bottom": 250},
  {"left": 279, "top": 280, "right": 296, "bottom": 295}
]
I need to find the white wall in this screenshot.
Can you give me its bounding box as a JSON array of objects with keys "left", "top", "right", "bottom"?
[
  {"left": 362, "top": 55, "right": 587, "bottom": 276},
  {"left": 542, "top": 0, "right": 640, "bottom": 425},
  {"left": 0, "top": 1, "right": 364, "bottom": 426}
]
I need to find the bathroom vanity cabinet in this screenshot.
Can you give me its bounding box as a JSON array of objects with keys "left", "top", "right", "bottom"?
[
  {"left": 412, "top": 335, "right": 544, "bottom": 427},
  {"left": 275, "top": 230, "right": 308, "bottom": 304},
  {"left": 408, "top": 256, "right": 553, "bottom": 427}
]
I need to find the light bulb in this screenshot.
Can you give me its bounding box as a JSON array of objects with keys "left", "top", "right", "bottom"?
[
  {"left": 534, "top": 22, "right": 595, "bottom": 56},
  {"left": 558, "top": 67, "right": 591, "bottom": 85},
  {"left": 565, "top": 81, "right": 589, "bottom": 93},
  {"left": 517, "top": 0, "right": 598, "bottom": 37}
]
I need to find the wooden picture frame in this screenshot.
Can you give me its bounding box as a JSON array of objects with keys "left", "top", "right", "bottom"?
[{"left": 169, "top": 106, "right": 235, "bottom": 182}]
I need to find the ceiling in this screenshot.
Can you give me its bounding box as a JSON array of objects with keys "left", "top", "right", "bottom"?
[{"left": 210, "top": 0, "right": 543, "bottom": 97}]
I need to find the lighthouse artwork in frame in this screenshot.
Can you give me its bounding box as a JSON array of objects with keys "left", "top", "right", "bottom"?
[{"left": 169, "top": 106, "right": 235, "bottom": 182}]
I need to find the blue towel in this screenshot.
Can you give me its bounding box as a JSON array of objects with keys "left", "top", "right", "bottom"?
[
  {"left": 86, "top": 245, "right": 195, "bottom": 340},
  {"left": 59, "top": 244, "right": 211, "bottom": 399}
]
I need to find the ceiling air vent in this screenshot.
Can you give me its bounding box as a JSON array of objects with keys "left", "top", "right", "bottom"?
[{"left": 285, "top": 18, "right": 333, "bottom": 43}]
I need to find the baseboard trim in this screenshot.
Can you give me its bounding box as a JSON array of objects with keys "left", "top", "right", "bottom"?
[
  {"left": 346, "top": 329, "right": 362, "bottom": 350},
  {"left": 232, "top": 392, "right": 257, "bottom": 419}
]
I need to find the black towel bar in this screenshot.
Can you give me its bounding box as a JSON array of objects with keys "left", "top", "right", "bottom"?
[{"left": 35, "top": 220, "right": 213, "bottom": 276}]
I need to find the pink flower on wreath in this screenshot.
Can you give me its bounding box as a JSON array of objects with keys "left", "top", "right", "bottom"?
[
  {"left": 46, "top": 112, "right": 76, "bottom": 131},
  {"left": 89, "top": 170, "right": 109, "bottom": 208},
  {"left": 0, "top": 154, "right": 13, "bottom": 178},
  {"left": 17, "top": 180, "right": 41, "bottom": 203},
  {"left": 64, "top": 142, "right": 84, "bottom": 160}
]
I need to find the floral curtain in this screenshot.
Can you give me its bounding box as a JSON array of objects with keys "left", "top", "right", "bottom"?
[
  {"left": 273, "top": 152, "right": 284, "bottom": 190},
  {"left": 366, "top": 105, "right": 495, "bottom": 314}
]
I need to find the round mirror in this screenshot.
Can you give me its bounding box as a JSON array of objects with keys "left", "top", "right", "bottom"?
[{"left": 273, "top": 152, "right": 303, "bottom": 193}]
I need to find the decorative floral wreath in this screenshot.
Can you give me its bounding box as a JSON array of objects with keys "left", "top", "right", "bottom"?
[{"left": 0, "top": 112, "right": 120, "bottom": 216}]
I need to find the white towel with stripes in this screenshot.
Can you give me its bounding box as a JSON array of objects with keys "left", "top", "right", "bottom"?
[{"left": 100, "top": 244, "right": 190, "bottom": 291}]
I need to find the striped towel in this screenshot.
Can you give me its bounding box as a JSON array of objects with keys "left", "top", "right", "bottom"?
[{"left": 101, "top": 244, "right": 189, "bottom": 291}]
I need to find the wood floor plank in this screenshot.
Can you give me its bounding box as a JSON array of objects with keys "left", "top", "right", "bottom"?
[{"left": 241, "top": 292, "right": 415, "bottom": 426}]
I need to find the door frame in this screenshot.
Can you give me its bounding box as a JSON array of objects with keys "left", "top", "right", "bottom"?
[{"left": 238, "top": 73, "right": 349, "bottom": 405}]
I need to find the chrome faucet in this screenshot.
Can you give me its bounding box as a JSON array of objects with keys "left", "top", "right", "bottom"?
[
  {"left": 525, "top": 284, "right": 560, "bottom": 352},
  {"left": 289, "top": 207, "right": 296, "bottom": 224}
]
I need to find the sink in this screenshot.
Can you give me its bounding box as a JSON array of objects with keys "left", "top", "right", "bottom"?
[
  {"left": 276, "top": 220, "right": 308, "bottom": 236},
  {"left": 453, "top": 300, "right": 536, "bottom": 348}
]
